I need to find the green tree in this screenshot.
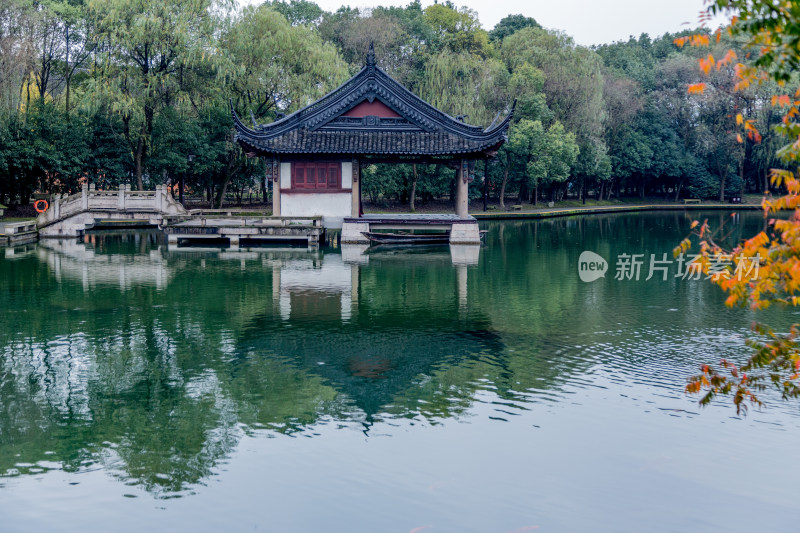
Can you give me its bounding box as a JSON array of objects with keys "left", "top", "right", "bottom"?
[
  {"left": 219, "top": 4, "right": 348, "bottom": 206},
  {"left": 488, "top": 14, "right": 539, "bottom": 42},
  {"left": 266, "top": 0, "right": 324, "bottom": 27},
  {"left": 86, "top": 0, "right": 228, "bottom": 190},
  {"left": 501, "top": 119, "right": 578, "bottom": 206},
  {"left": 502, "top": 27, "right": 607, "bottom": 192},
  {"left": 423, "top": 2, "right": 492, "bottom": 58},
  {"left": 416, "top": 49, "right": 508, "bottom": 127}
]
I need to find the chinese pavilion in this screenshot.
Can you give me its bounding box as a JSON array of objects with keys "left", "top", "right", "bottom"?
[{"left": 231, "top": 44, "right": 513, "bottom": 242}]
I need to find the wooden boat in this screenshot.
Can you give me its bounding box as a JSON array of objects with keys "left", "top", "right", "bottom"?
[{"left": 361, "top": 231, "right": 451, "bottom": 245}]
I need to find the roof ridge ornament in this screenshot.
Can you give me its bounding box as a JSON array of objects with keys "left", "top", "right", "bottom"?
[{"left": 366, "top": 42, "right": 376, "bottom": 68}]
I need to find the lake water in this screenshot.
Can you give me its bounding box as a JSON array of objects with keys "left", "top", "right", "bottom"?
[{"left": 1, "top": 211, "right": 798, "bottom": 532}]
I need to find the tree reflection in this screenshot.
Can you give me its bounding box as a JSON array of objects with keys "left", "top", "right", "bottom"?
[{"left": 1, "top": 214, "right": 765, "bottom": 496}]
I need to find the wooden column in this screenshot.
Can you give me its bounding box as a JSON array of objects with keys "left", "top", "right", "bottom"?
[
  {"left": 271, "top": 157, "right": 281, "bottom": 216},
  {"left": 351, "top": 157, "right": 360, "bottom": 218},
  {"left": 456, "top": 159, "right": 469, "bottom": 219}
]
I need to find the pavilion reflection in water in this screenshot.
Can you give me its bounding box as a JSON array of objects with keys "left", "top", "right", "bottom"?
[
  {"left": 34, "top": 236, "right": 478, "bottom": 316},
  {"left": 24, "top": 235, "right": 489, "bottom": 406},
  {"left": 0, "top": 235, "right": 506, "bottom": 494},
  {"left": 1, "top": 225, "right": 621, "bottom": 498}
]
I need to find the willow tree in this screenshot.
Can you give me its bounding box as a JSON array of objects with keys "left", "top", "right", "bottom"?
[
  {"left": 217, "top": 4, "right": 348, "bottom": 207},
  {"left": 416, "top": 49, "right": 508, "bottom": 127},
  {"left": 87, "top": 0, "right": 229, "bottom": 190},
  {"left": 223, "top": 5, "right": 347, "bottom": 120},
  {"left": 0, "top": 0, "right": 34, "bottom": 114}
]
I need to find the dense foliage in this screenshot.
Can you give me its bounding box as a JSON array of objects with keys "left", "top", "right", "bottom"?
[
  {"left": 0, "top": 0, "right": 789, "bottom": 208},
  {"left": 674, "top": 1, "right": 800, "bottom": 412}
]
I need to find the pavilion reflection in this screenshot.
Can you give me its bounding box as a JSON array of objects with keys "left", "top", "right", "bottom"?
[
  {"left": 33, "top": 236, "right": 480, "bottom": 321},
  {"left": 0, "top": 234, "right": 515, "bottom": 497}
]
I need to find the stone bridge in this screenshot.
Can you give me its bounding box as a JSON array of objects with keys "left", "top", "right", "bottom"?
[{"left": 37, "top": 184, "right": 187, "bottom": 237}]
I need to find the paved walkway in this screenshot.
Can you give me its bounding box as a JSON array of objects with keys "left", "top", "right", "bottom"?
[{"left": 470, "top": 202, "right": 761, "bottom": 220}]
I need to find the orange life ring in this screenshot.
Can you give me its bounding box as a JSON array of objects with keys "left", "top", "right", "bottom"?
[{"left": 34, "top": 199, "right": 49, "bottom": 213}]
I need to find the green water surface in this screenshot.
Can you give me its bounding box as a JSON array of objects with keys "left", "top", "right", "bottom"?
[{"left": 0, "top": 210, "right": 797, "bottom": 532}]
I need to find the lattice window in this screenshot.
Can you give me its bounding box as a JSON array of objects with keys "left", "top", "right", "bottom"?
[{"left": 291, "top": 162, "right": 341, "bottom": 189}]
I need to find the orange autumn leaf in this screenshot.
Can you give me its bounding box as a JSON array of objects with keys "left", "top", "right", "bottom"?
[
  {"left": 699, "top": 54, "right": 715, "bottom": 74},
  {"left": 744, "top": 121, "right": 762, "bottom": 143},
  {"left": 673, "top": 33, "right": 710, "bottom": 48},
  {"left": 717, "top": 49, "right": 737, "bottom": 69},
  {"left": 772, "top": 94, "right": 792, "bottom": 107},
  {"left": 693, "top": 34, "right": 710, "bottom": 46},
  {"left": 688, "top": 82, "right": 706, "bottom": 94}
]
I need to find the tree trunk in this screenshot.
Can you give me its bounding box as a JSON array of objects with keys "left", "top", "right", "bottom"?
[
  {"left": 65, "top": 74, "right": 71, "bottom": 116},
  {"left": 581, "top": 176, "right": 586, "bottom": 204},
  {"left": 674, "top": 177, "right": 684, "bottom": 202},
  {"left": 134, "top": 135, "right": 145, "bottom": 191},
  {"left": 739, "top": 158, "right": 745, "bottom": 198},
  {"left": 214, "top": 156, "right": 244, "bottom": 208},
  {"left": 214, "top": 179, "right": 229, "bottom": 209},
  {"left": 719, "top": 173, "right": 725, "bottom": 202},
  {"left": 534, "top": 181, "right": 538, "bottom": 206},
  {"left": 65, "top": 25, "right": 70, "bottom": 116},
  {"left": 410, "top": 163, "right": 417, "bottom": 212},
  {"left": 499, "top": 166, "right": 509, "bottom": 209}
]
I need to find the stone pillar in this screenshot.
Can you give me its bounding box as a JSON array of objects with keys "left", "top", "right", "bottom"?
[
  {"left": 457, "top": 264, "right": 468, "bottom": 311},
  {"left": 272, "top": 264, "right": 281, "bottom": 306},
  {"left": 119, "top": 184, "right": 126, "bottom": 210},
  {"left": 456, "top": 159, "right": 469, "bottom": 219},
  {"left": 271, "top": 158, "right": 281, "bottom": 217},
  {"left": 351, "top": 264, "right": 360, "bottom": 310},
  {"left": 81, "top": 183, "right": 89, "bottom": 210},
  {"left": 351, "top": 157, "right": 360, "bottom": 218},
  {"left": 155, "top": 185, "right": 163, "bottom": 212}
]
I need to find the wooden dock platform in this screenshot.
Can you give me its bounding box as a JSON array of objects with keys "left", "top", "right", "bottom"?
[{"left": 162, "top": 215, "right": 324, "bottom": 249}]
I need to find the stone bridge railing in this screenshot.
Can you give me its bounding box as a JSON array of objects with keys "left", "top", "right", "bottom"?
[{"left": 37, "top": 184, "right": 186, "bottom": 228}]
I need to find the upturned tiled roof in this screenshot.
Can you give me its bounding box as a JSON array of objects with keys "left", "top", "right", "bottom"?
[{"left": 232, "top": 44, "right": 513, "bottom": 158}]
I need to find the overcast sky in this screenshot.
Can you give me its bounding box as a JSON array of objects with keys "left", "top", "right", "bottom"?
[{"left": 241, "top": 0, "right": 729, "bottom": 46}]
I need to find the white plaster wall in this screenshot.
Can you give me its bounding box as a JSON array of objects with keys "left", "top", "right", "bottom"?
[
  {"left": 281, "top": 192, "right": 352, "bottom": 229},
  {"left": 280, "top": 255, "right": 351, "bottom": 291},
  {"left": 280, "top": 162, "right": 291, "bottom": 189},
  {"left": 278, "top": 254, "right": 353, "bottom": 321},
  {"left": 341, "top": 161, "right": 353, "bottom": 189}
]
